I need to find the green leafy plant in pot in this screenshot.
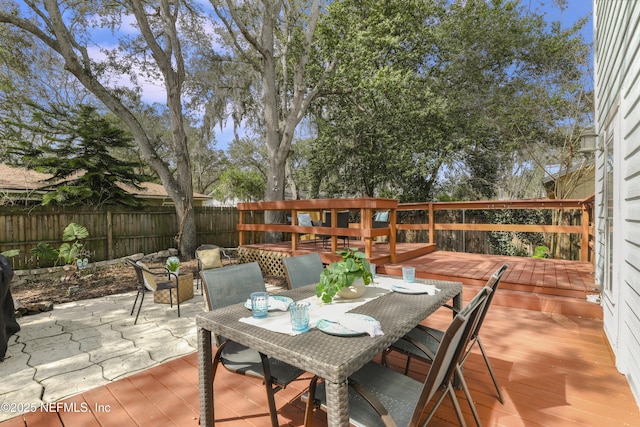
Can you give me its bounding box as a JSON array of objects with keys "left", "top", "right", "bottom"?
[
  {"left": 166, "top": 256, "right": 180, "bottom": 276},
  {"left": 316, "top": 248, "right": 373, "bottom": 303}
]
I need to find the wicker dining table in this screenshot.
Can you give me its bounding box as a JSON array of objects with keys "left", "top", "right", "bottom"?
[{"left": 196, "top": 276, "right": 463, "bottom": 427}]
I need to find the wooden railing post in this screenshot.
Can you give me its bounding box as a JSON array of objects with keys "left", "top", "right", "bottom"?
[
  {"left": 291, "top": 209, "right": 299, "bottom": 251},
  {"left": 389, "top": 208, "right": 397, "bottom": 263},
  {"left": 581, "top": 202, "right": 589, "bottom": 262},
  {"left": 330, "top": 208, "right": 338, "bottom": 253},
  {"left": 361, "top": 207, "right": 373, "bottom": 260},
  {"left": 428, "top": 203, "right": 435, "bottom": 244}
]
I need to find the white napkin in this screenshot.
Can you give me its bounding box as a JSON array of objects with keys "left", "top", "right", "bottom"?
[
  {"left": 268, "top": 297, "right": 290, "bottom": 311},
  {"left": 337, "top": 315, "right": 384, "bottom": 337},
  {"left": 393, "top": 283, "right": 438, "bottom": 295},
  {"left": 245, "top": 297, "right": 290, "bottom": 311}
]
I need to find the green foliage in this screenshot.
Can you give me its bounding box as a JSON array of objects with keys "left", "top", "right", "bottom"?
[
  {"left": 533, "top": 246, "right": 550, "bottom": 258},
  {"left": 211, "top": 167, "right": 265, "bottom": 203},
  {"left": 29, "top": 223, "right": 89, "bottom": 266},
  {"left": 0, "top": 249, "right": 20, "bottom": 258},
  {"left": 309, "top": 0, "right": 449, "bottom": 200},
  {"left": 306, "top": 0, "right": 591, "bottom": 202},
  {"left": 59, "top": 223, "right": 90, "bottom": 264},
  {"left": 30, "top": 242, "right": 59, "bottom": 263},
  {"left": 166, "top": 257, "right": 180, "bottom": 272},
  {"left": 488, "top": 210, "right": 549, "bottom": 257},
  {"left": 316, "top": 249, "right": 373, "bottom": 303},
  {"left": 5, "top": 104, "right": 148, "bottom": 207}
]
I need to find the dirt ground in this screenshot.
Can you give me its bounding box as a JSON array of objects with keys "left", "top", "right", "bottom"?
[{"left": 10, "top": 258, "right": 287, "bottom": 307}]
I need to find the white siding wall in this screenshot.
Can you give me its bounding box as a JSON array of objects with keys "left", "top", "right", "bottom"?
[{"left": 594, "top": 0, "right": 640, "bottom": 406}]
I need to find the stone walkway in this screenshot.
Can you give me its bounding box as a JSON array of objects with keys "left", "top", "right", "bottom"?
[{"left": 0, "top": 282, "right": 206, "bottom": 422}]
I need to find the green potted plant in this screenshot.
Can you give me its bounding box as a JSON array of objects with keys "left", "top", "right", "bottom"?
[
  {"left": 166, "top": 256, "right": 180, "bottom": 276},
  {"left": 316, "top": 248, "right": 373, "bottom": 303}
]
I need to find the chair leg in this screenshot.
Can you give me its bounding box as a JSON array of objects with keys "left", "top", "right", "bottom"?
[
  {"left": 447, "top": 383, "right": 468, "bottom": 427},
  {"left": 422, "top": 383, "right": 466, "bottom": 427},
  {"left": 134, "top": 290, "right": 145, "bottom": 324},
  {"left": 477, "top": 337, "right": 503, "bottom": 404},
  {"left": 211, "top": 341, "right": 229, "bottom": 425},
  {"left": 303, "top": 376, "right": 320, "bottom": 427},
  {"left": 259, "top": 353, "right": 279, "bottom": 427},
  {"left": 130, "top": 290, "right": 142, "bottom": 316},
  {"left": 175, "top": 285, "right": 180, "bottom": 318},
  {"left": 404, "top": 355, "right": 412, "bottom": 375},
  {"left": 456, "top": 364, "right": 482, "bottom": 427}
]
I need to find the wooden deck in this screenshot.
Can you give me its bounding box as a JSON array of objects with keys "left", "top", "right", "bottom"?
[
  {"left": 242, "top": 242, "right": 601, "bottom": 319},
  {"left": 3, "top": 300, "right": 637, "bottom": 426}
]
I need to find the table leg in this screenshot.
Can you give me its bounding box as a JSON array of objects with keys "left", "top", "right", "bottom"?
[
  {"left": 198, "top": 327, "right": 213, "bottom": 426},
  {"left": 325, "top": 380, "right": 350, "bottom": 427}
]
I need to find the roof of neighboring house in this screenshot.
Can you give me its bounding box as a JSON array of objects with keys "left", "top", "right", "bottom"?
[
  {"left": 541, "top": 161, "right": 594, "bottom": 184},
  {"left": 0, "top": 164, "right": 51, "bottom": 192},
  {"left": 0, "top": 164, "right": 210, "bottom": 202}
]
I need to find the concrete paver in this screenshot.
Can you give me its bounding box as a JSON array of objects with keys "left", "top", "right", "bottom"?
[{"left": 0, "top": 280, "right": 206, "bottom": 422}]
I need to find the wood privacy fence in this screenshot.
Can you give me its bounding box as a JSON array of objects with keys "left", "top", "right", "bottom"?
[{"left": 0, "top": 206, "right": 243, "bottom": 269}]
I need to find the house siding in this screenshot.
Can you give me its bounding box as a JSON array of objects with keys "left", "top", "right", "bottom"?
[{"left": 595, "top": 0, "right": 640, "bottom": 406}]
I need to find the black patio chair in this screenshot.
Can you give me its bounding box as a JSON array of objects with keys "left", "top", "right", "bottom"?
[
  {"left": 201, "top": 262, "right": 305, "bottom": 427},
  {"left": 320, "top": 210, "right": 350, "bottom": 249},
  {"left": 126, "top": 258, "right": 180, "bottom": 325},
  {"left": 302, "top": 286, "right": 492, "bottom": 427},
  {"left": 383, "top": 264, "right": 509, "bottom": 409}
]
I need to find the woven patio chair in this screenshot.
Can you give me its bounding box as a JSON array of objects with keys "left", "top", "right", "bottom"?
[
  {"left": 282, "top": 252, "right": 324, "bottom": 289},
  {"left": 302, "top": 287, "right": 492, "bottom": 427},
  {"left": 383, "top": 264, "right": 509, "bottom": 409},
  {"left": 200, "top": 262, "right": 305, "bottom": 427},
  {"left": 195, "top": 244, "right": 231, "bottom": 294},
  {"left": 126, "top": 258, "right": 180, "bottom": 325}
]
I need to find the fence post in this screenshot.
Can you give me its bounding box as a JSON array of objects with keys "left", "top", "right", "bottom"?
[{"left": 107, "top": 210, "right": 114, "bottom": 260}]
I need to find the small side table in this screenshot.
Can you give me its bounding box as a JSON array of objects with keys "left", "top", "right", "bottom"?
[{"left": 154, "top": 273, "right": 194, "bottom": 304}]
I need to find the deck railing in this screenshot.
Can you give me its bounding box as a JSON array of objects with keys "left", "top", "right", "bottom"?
[
  {"left": 236, "top": 195, "right": 595, "bottom": 262},
  {"left": 237, "top": 198, "right": 399, "bottom": 261}
]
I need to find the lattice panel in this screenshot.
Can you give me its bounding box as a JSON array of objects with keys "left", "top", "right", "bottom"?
[{"left": 238, "top": 247, "right": 289, "bottom": 277}]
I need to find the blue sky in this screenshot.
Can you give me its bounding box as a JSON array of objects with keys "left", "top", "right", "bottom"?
[{"left": 535, "top": 0, "right": 593, "bottom": 44}]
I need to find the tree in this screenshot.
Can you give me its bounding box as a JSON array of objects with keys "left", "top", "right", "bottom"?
[
  {"left": 211, "top": 167, "right": 265, "bottom": 203},
  {"left": 306, "top": 0, "right": 592, "bottom": 203},
  {"left": 434, "top": 0, "right": 592, "bottom": 200},
  {"left": 207, "top": 0, "right": 336, "bottom": 230},
  {"left": 308, "top": 0, "right": 452, "bottom": 201},
  {"left": 0, "top": 0, "right": 198, "bottom": 257},
  {"left": 5, "top": 104, "right": 147, "bottom": 207}
]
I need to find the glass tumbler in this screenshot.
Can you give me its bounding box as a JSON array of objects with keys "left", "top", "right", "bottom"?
[
  {"left": 250, "top": 291, "right": 269, "bottom": 319},
  {"left": 402, "top": 266, "right": 416, "bottom": 283},
  {"left": 369, "top": 263, "right": 377, "bottom": 279},
  {"left": 289, "top": 301, "right": 311, "bottom": 333}
]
